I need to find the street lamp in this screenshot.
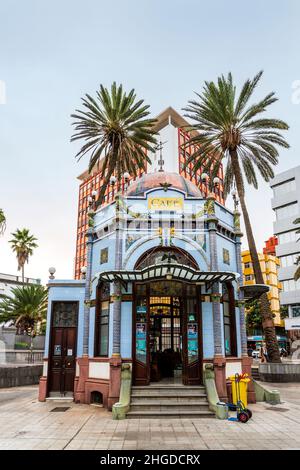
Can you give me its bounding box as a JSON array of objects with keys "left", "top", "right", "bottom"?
[
  {"left": 48, "top": 267, "right": 56, "bottom": 280},
  {"left": 80, "top": 266, "right": 87, "bottom": 279},
  {"left": 201, "top": 172, "right": 220, "bottom": 197}
]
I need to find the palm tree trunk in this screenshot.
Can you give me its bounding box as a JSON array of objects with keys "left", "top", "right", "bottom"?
[
  {"left": 230, "top": 149, "right": 281, "bottom": 363},
  {"left": 21, "top": 264, "right": 25, "bottom": 285}
]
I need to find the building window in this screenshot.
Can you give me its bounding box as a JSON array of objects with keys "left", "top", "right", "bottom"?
[
  {"left": 278, "top": 230, "right": 298, "bottom": 244},
  {"left": 275, "top": 202, "right": 298, "bottom": 221},
  {"left": 223, "top": 248, "right": 230, "bottom": 265},
  {"left": 279, "top": 253, "right": 299, "bottom": 268},
  {"left": 245, "top": 274, "right": 253, "bottom": 281},
  {"left": 100, "top": 247, "right": 108, "bottom": 264},
  {"left": 291, "top": 305, "right": 300, "bottom": 318},
  {"left": 222, "top": 283, "right": 237, "bottom": 357},
  {"left": 95, "top": 282, "right": 110, "bottom": 357},
  {"left": 273, "top": 179, "right": 296, "bottom": 198},
  {"left": 282, "top": 278, "right": 300, "bottom": 292},
  {"left": 244, "top": 262, "right": 252, "bottom": 269}
]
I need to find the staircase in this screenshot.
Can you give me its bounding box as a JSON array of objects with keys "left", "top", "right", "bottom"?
[
  {"left": 251, "top": 367, "right": 260, "bottom": 381},
  {"left": 126, "top": 383, "right": 214, "bottom": 419}
]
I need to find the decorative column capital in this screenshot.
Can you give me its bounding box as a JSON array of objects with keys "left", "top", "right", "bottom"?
[{"left": 211, "top": 292, "right": 222, "bottom": 302}]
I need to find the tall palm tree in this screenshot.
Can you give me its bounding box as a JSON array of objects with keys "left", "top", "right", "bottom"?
[
  {"left": 0, "top": 284, "right": 47, "bottom": 349},
  {"left": 9, "top": 229, "right": 38, "bottom": 284},
  {"left": 71, "top": 81, "right": 157, "bottom": 204},
  {"left": 183, "top": 71, "right": 289, "bottom": 363},
  {"left": 71, "top": 82, "right": 157, "bottom": 356},
  {"left": 0, "top": 208, "right": 6, "bottom": 235}
]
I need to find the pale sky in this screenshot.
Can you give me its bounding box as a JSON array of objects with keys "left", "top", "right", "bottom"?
[{"left": 0, "top": 0, "right": 299, "bottom": 284}]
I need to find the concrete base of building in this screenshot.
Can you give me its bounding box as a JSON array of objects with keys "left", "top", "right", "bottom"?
[
  {"left": 259, "top": 362, "right": 300, "bottom": 382},
  {"left": 0, "top": 364, "right": 42, "bottom": 388}
]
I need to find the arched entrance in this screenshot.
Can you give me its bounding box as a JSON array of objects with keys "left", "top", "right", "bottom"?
[{"left": 133, "top": 248, "right": 202, "bottom": 386}]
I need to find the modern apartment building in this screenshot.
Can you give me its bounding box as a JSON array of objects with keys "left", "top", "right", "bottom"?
[
  {"left": 241, "top": 250, "right": 282, "bottom": 326},
  {"left": 0, "top": 273, "right": 41, "bottom": 299},
  {"left": 270, "top": 165, "right": 300, "bottom": 337},
  {"left": 74, "top": 107, "right": 225, "bottom": 279}
]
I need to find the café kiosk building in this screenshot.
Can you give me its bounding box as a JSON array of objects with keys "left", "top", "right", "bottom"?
[{"left": 39, "top": 169, "right": 255, "bottom": 412}]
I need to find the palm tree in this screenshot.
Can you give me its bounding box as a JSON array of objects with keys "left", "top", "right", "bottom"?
[
  {"left": 293, "top": 218, "right": 300, "bottom": 281},
  {"left": 71, "top": 82, "right": 157, "bottom": 356},
  {"left": 184, "top": 71, "right": 289, "bottom": 363},
  {"left": 9, "top": 229, "right": 38, "bottom": 284},
  {"left": 71, "top": 81, "right": 157, "bottom": 204},
  {"left": 0, "top": 208, "right": 6, "bottom": 235},
  {"left": 0, "top": 284, "right": 47, "bottom": 350}
]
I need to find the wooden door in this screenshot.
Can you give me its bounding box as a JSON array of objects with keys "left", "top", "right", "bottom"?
[
  {"left": 48, "top": 301, "right": 78, "bottom": 395},
  {"left": 182, "top": 285, "right": 202, "bottom": 385},
  {"left": 133, "top": 284, "right": 150, "bottom": 386}
]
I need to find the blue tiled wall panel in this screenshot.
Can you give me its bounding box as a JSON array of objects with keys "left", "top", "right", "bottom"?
[
  {"left": 45, "top": 284, "right": 85, "bottom": 357},
  {"left": 235, "top": 307, "right": 242, "bottom": 357},
  {"left": 216, "top": 235, "right": 238, "bottom": 272},
  {"left": 202, "top": 302, "right": 214, "bottom": 359},
  {"left": 121, "top": 302, "right": 132, "bottom": 359},
  {"left": 88, "top": 306, "right": 95, "bottom": 357}
]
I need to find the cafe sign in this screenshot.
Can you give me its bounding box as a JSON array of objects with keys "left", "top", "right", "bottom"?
[{"left": 148, "top": 197, "right": 183, "bottom": 212}]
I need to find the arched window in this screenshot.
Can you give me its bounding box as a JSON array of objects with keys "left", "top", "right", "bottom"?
[
  {"left": 94, "top": 282, "right": 110, "bottom": 357},
  {"left": 135, "top": 247, "right": 198, "bottom": 270},
  {"left": 222, "top": 283, "right": 237, "bottom": 357}
]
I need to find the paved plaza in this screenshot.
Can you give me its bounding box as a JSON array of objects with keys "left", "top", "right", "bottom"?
[{"left": 0, "top": 384, "right": 300, "bottom": 450}]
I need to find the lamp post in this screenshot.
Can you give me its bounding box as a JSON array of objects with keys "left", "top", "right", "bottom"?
[
  {"left": 109, "top": 173, "right": 130, "bottom": 356},
  {"left": 80, "top": 266, "right": 87, "bottom": 280},
  {"left": 48, "top": 267, "right": 56, "bottom": 280}
]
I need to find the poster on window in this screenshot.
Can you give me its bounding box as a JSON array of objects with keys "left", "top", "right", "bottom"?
[
  {"left": 136, "top": 323, "right": 146, "bottom": 339},
  {"left": 187, "top": 322, "right": 198, "bottom": 339},
  {"left": 188, "top": 340, "right": 198, "bottom": 358},
  {"left": 136, "top": 306, "right": 147, "bottom": 314}
]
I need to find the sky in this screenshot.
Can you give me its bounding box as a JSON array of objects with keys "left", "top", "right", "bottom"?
[{"left": 0, "top": 0, "right": 300, "bottom": 284}]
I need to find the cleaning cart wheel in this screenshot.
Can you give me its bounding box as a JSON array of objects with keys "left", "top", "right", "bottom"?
[
  {"left": 244, "top": 408, "right": 252, "bottom": 419},
  {"left": 237, "top": 411, "right": 249, "bottom": 423}
]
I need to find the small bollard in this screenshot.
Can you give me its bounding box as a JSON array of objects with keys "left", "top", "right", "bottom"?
[{"left": 216, "top": 401, "right": 229, "bottom": 420}]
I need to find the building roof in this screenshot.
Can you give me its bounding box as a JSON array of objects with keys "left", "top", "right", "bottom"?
[{"left": 126, "top": 172, "right": 203, "bottom": 198}]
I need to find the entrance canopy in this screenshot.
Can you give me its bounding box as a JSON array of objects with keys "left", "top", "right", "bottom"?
[{"left": 99, "top": 263, "right": 238, "bottom": 287}]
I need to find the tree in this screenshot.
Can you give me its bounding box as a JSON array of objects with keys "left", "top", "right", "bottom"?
[
  {"left": 184, "top": 71, "right": 289, "bottom": 363},
  {"left": 9, "top": 229, "right": 38, "bottom": 283},
  {"left": 71, "top": 82, "right": 157, "bottom": 356},
  {"left": 0, "top": 208, "right": 6, "bottom": 235},
  {"left": 293, "top": 218, "right": 300, "bottom": 281},
  {"left": 245, "top": 299, "right": 262, "bottom": 332},
  {"left": 0, "top": 284, "right": 47, "bottom": 350},
  {"left": 71, "top": 81, "right": 157, "bottom": 205}
]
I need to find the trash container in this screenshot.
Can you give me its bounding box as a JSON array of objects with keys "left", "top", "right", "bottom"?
[
  {"left": 229, "top": 373, "right": 250, "bottom": 407},
  {"left": 216, "top": 401, "right": 229, "bottom": 420}
]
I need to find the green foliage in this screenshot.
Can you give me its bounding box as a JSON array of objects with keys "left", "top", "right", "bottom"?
[
  {"left": 0, "top": 284, "right": 47, "bottom": 335},
  {"left": 9, "top": 228, "right": 38, "bottom": 275},
  {"left": 15, "top": 342, "right": 30, "bottom": 350},
  {"left": 71, "top": 82, "right": 158, "bottom": 205},
  {"left": 280, "top": 305, "right": 289, "bottom": 320},
  {"left": 183, "top": 71, "right": 289, "bottom": 197},
  {"left": 0, "top": 208, "right": 6, "bottom": 235},
  {"left": 245, "top": 299, "right": 262, "bottom": 331}
]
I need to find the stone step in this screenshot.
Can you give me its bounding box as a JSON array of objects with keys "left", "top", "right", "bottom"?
[
  {"left": 127, "top": 410, "right": 215, "bottom": 419},
  {"left": 132, "top": 386, "right": 205, "bottom": 395},
  {"left": 130, "top": 401, "right": 210, "bottom": 412},
  {"left": 46, "top": 397, "right": 74, "bottom": 403},
  {"left": 131, "top": 393, "right": 208, "bottom": 402}
]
